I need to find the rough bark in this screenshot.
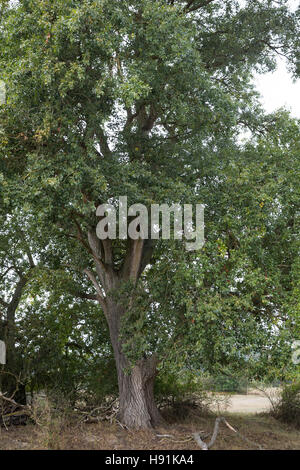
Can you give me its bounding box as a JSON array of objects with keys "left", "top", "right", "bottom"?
[
  {"left": 118, "top": 357, "right": 163, "bottom": 429},
  {"left": 107, "top": 300, "right": 163, "bottom": 429},
  {"left": 84, "top": 230, "right": 162, "bottom": 429}
]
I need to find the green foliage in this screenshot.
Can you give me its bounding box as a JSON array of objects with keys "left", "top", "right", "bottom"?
[
  {"left": 18, "top": 283, "right": 118, "bottom": 402},
  {"left": 208, "top": 375, "right": 248, "bottom": 394},
  {"left": 154, "top": 367, "right": 200, "bottom": 403},
  {"left": 0, "top": 0, "right": 299, "bottom": 410},
  {"left": 273, "top": 381, "right": 300, "bottom": 429}
]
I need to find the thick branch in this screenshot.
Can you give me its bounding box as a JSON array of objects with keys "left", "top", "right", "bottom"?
[
  {"left": 89, "top": 227, "right": 113, "bottom": 266},
  {"left": 193, "top": 417, "right": 222, "bottom": 450},
  {"left": 0, "top": 392, "right": 29, "bottom": 411},
  {"left": 18, "top": 230, "right": 36, "bottom": 268},
  {"left": 193, "top": 417, "right": 262, "bottom": 450},
  {"left": 72, "top": 291, "right": 98, "bottom": 302},
  {"left": 7, "top": 275, "right": 28, "bottom": 325},
  {"left": 83, "top": 269, "right": 107, "bottom": 314},
  {"left": 121, "top": 238, "right": 145, "bottom": 283},
  {"left": 72, "top": 217, "right": 108, "bottom": 276}
]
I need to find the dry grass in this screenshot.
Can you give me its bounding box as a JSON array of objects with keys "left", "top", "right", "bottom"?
[{"left": 0, "top": 410, "right": 300, "bottom": 450}]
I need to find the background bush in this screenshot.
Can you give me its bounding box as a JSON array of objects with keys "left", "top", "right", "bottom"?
[{"left": 273, "top": 381, "right": 300, "bottom": 428}]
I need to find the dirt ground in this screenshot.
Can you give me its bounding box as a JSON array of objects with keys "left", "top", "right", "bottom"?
[
  {"left": 0, "top": 412, "right": 299, "bottom": 450},
  {"left": 213, "top": 393, "right": 273, "bottom": 414}
]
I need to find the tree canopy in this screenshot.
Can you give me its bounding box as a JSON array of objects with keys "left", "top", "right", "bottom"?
[{"left": 0, "top": 0, "right": 299, "bottom": 428}]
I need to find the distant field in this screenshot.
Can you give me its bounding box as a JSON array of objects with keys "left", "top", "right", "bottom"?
[{"left": 225, "top": 394, "right": 272, "bottom": 413}]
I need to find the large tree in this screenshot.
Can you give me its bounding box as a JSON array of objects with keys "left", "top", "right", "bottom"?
[{"left": 0, "top": 0, "right": 299, "bottom": 428}]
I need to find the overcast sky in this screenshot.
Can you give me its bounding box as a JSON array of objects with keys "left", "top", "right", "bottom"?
[
  {"left": 253, "top": 0, "right": 299, "bottom": 118},
  {"left": 254, "top": 58, "right": 300, "bottom": 119}
]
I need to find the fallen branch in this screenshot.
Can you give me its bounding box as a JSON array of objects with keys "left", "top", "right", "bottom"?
[
  {"left": 193, "top": 417, "right": 222, "bottom": 450},
  {"left": 78, "top": 398, "right": 119, "bottom": 424},
  {"left": 193, "top": 416, "right": 262, "bottom": 450},
  {"left": 156, "top": 432, "right": 209, "bottom": 444},
  {"left": 0, "top": 392, "right": 29, "bottom": 410},
  {"left": 0, "top": 392, "right": 31, "bottom": 429}
]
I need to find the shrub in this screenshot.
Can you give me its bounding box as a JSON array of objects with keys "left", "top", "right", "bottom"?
[
  {"left": 154, "top": 368, "right": 199, "bottom": 405},
  {"left": 209, "top": 374, "right": 248, "bottom": 393},
  {"left": 273, "top": 381, "right": 300, "bottom": 428}
]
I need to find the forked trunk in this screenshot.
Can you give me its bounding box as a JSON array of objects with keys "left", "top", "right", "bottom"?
[
  {"left": 107, "top": 301, "right": 163, "bottom": 429},
  {"left": 86, "top": 232, "right": 161, "bottom": 428}
]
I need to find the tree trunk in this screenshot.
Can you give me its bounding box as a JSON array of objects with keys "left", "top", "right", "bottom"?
[
  {"left": 1, "top": 319, "right": 26, "bottom": 405},
  {"left": 0, "top": 276, "right": 28, "bottom": 405},
  {"left": 107, "top": 300, "right": 163, "bottom": 429},
  {"left": 117, "top": 355, "right": 163, "bottom": 429},
  {"left": 85, "top": 231, "right": 162, "bottom": 428}
]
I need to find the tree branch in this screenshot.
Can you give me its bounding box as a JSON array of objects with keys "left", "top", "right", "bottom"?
[
  {"left": 7, "top": 275, "right": 28, "bottom": 325},
  {"left": 193, "top": 417, "right": 262, "bottom": 450},
  {"left": 72, "top": 291, "right": 99, "bottom": 302},
  {"left": 96, "top": 127, "right": 112, "bottom": 158},
  {"left": 83, "top": 269, "right": 107, "bottom": 314},
  {"left": 121, "top": 238, "right": 145, "bottom": 283},
  {"left": 185, "top": 0, "right": 215, "bottom": 13},
  {"left": 72, "top": 217, "right": 108, "bottom": 276},
  {"left": 0, "top": 266, "right": 15, "bottom": 281}
]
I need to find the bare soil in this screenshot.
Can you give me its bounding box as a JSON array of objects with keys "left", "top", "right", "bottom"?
[{"left": 214, "top": 394, "right": 273, "bottom": 414}]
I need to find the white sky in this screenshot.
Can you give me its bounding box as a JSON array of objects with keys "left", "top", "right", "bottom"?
[
  {"left": 254, "top": 59, "right": 300, "bottom": 118},
  {"left": 253, "top": 0, "right": 300, "bottom": 118}
]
